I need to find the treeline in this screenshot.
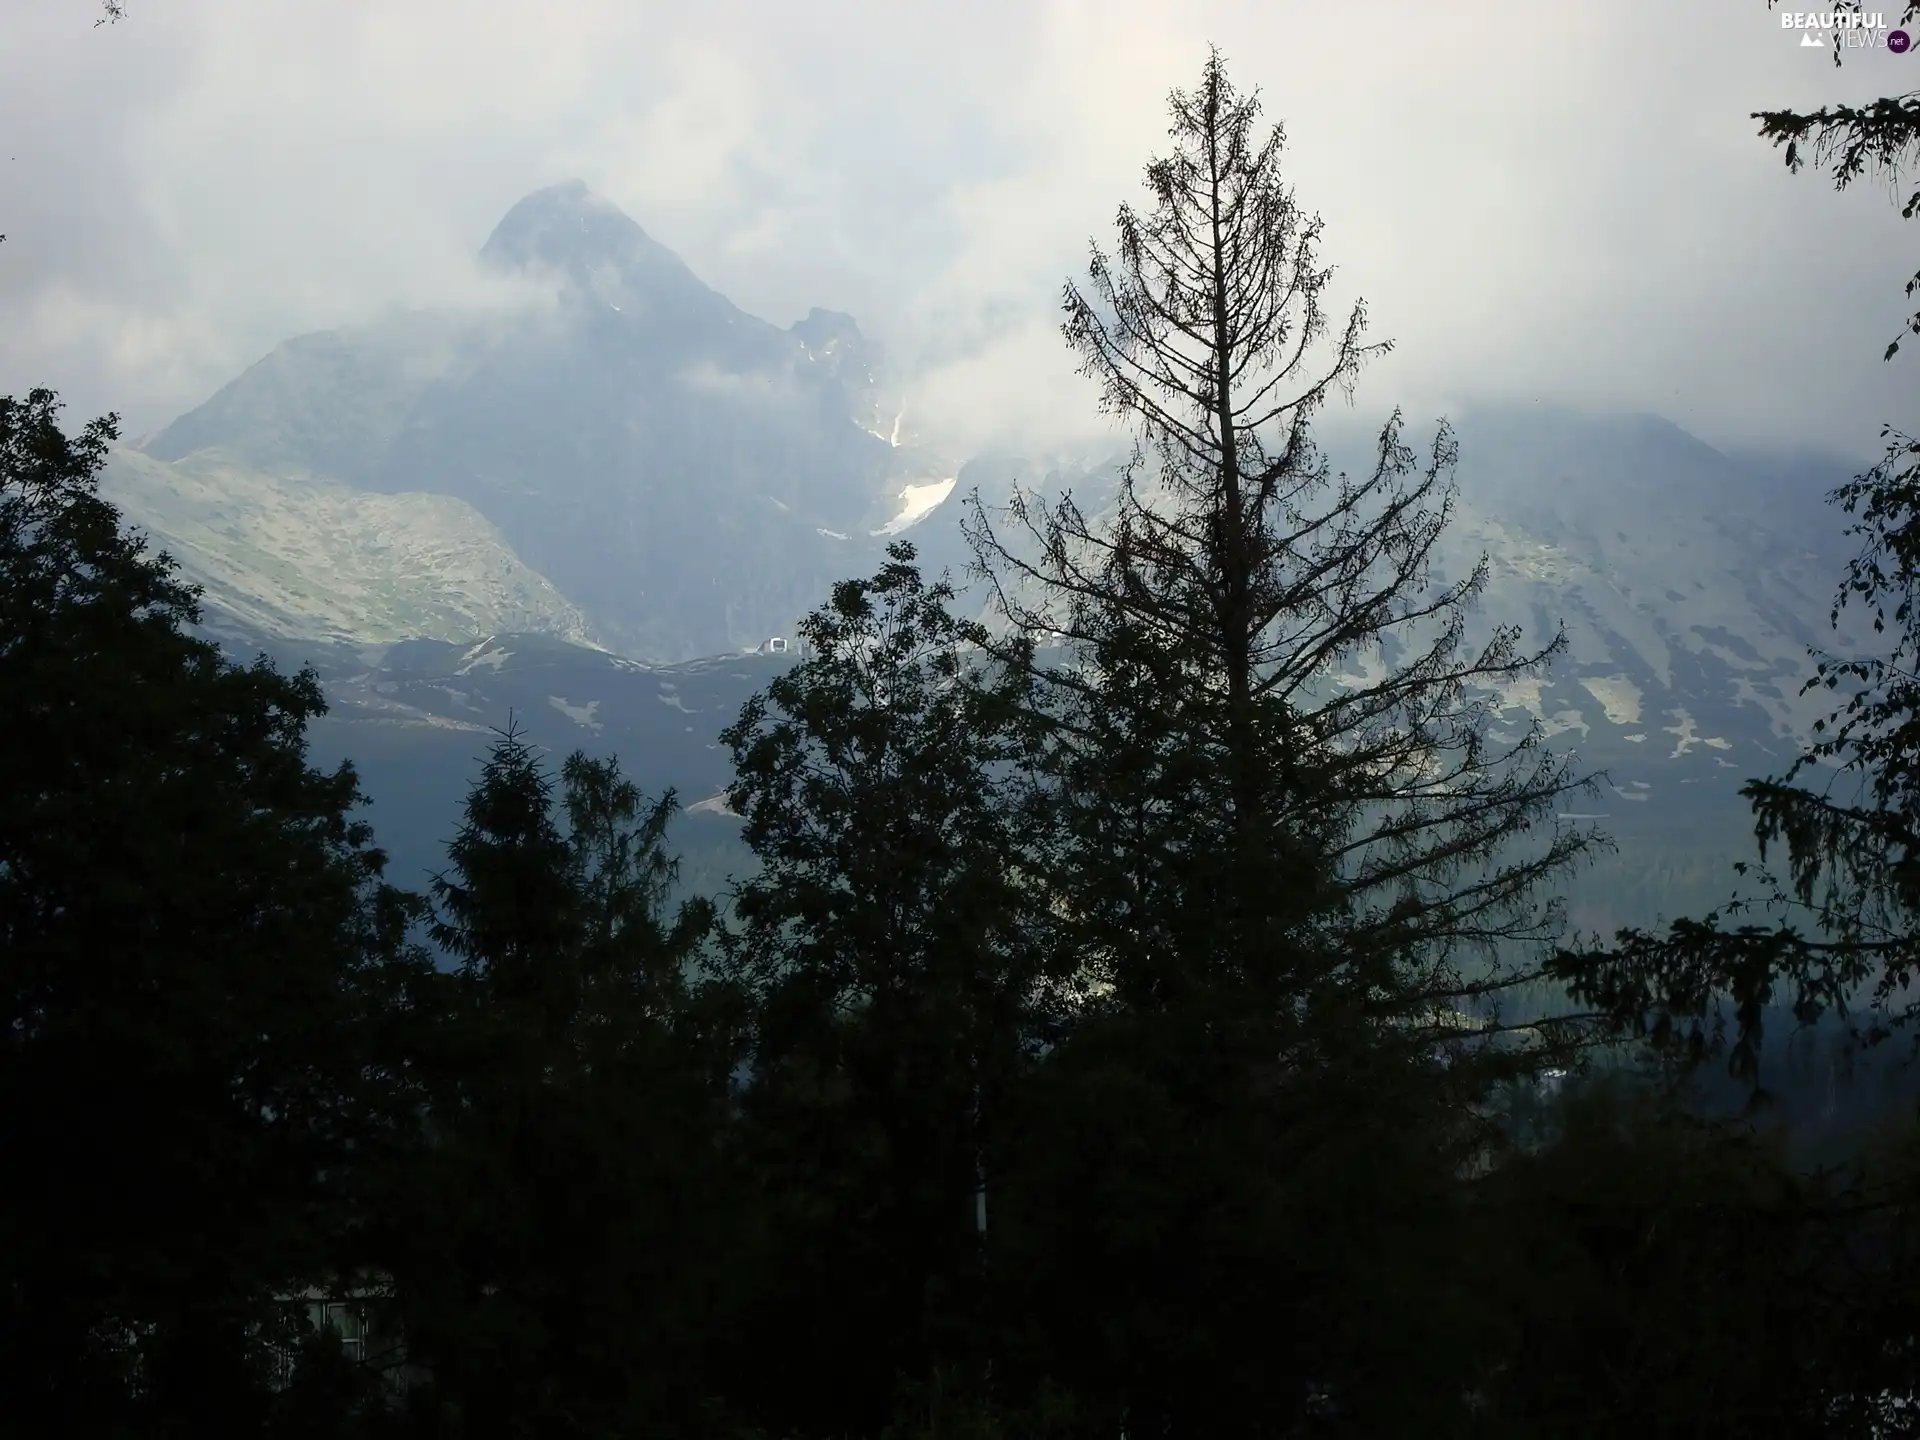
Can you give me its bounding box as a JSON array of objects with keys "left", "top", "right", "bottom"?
[{"left": 11, "top": 52, "right": 1920, "bottom": 1440}]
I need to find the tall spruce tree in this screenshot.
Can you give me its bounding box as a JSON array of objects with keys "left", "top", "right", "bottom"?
[
  {"left": 430, "top": 721, "right": 582, "bottom": 1061},
  {"left": 716, "top": 544, "right": 1056, "bottom": 1438},
  {"left": 562, "top": 749, "right": 717, "bottom": 1032},
  {"left": 964, "top": 50, "right": 1598, "bottom": 1041},
  {"left": 958, "top": 53, "right": 1600, "bottom": 1432}
]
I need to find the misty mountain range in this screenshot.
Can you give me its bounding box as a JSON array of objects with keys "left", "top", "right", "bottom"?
[
  {"left": 92, "top": 180, "right": 1879, "bottom": 928},
  {"left": 118, "top": 179, "right": 962, "bottom": 662}
]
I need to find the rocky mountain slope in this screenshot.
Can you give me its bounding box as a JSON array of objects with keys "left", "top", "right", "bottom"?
[
  {"left": 97, "top": 446, "right": 600, "bottom": 649},
  {"left": 129, "top": 180, "right": 958, "bottom": 661},
  {"left": 91, "top": 181, "right": 1883, "bottom": 931}
]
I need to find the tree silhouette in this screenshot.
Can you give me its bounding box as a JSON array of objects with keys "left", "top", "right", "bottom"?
[
  {"left": 957, "top": 52, "right": 1597, "bottom": 1433},
  {"left": 716, "top": 543, "right": 1056, "bottom": 1436},
  {"left": 0, "top": 388, "right": 435, "bottom": 1430},
  {"left": 965, "top": 48, "right": 1598, "bottom": 1051}
]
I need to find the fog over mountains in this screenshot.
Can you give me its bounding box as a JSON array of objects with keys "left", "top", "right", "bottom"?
[
  {"left": 93, "top": 180, "right": 1877, "bottom": 925},
  {"left": 117, "top": 179, "right": 961, "bottom": 661}
]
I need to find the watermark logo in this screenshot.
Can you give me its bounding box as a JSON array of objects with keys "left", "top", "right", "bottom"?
[{"left": 1780, "top": 10, "right": 1910, "bottom": 48}]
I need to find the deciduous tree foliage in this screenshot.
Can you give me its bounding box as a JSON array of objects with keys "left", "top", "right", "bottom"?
[
  {"left": 715, "top": 546, "right": 1056, "bottom": 1437},
  {"left": 1465, "top": 1071, "right": 1920, "bottom": 1439},
  {"left": 0, "top": 389, "right": 437, "bottom": 1431}
]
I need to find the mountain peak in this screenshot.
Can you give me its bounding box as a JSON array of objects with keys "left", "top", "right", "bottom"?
[
  {"left": 790, "top": 307, "right": 877, "bottom": 381},
  {"left": 792, "top": 307, "right": 864, "bottom": 349},
  {"left": 787, "top": 307, "right": 864, "bottom": 362},
  {"left": 479, "top": 181, "right": 706, "bottom": 302}
]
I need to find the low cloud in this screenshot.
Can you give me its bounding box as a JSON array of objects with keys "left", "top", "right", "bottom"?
[{"left": 3, "top": 0, "right": 1914, "bottom": 460}]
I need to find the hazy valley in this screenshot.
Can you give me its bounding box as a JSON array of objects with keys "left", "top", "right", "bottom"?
[{"left": 88, "top": 182, "right": 1878, "bottom": 939}]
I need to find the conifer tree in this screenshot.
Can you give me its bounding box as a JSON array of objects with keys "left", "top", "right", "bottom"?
[
  {"left": 1755, "top": 1, "right": 1920, "bottom": 359},
  {"left": 957, "top": 53, "right": 1599, "bottom": 1432},
  {"left": 562, "top": 749, "right": 715, "bottom": 1031},
  {"left": 431, "top": 720, "right": 582, "bottom": 1056},
  {"left": 399, "top": 732, "right": 727, "bottom": 1437},
  {"left": 964, "top": 51, "right": 1597, "bottom": 1043}
]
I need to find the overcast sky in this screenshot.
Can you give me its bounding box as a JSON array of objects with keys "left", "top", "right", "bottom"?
[{"left": 3, "top": 0, "right": 1917, "bottom": 459}]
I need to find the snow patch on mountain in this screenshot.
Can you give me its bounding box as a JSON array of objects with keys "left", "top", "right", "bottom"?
[
  {"left": 1578, "top": 675, "right": 1643, "bottom": 726},
  {"left": 1665, "top": 709, "right": 1704, "bottom": 759},
  {"left": 1496, "top": 677, "right": 1588, "bottom": 739},
  {"left": 549, "top": 696, "right": 603, "bottom": 730},
  {"left": 456, "top": 643, "right": 514, "bottom": 675},
  {"left": 874, "top": 477, "right": 958, "bottom": 536}
]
